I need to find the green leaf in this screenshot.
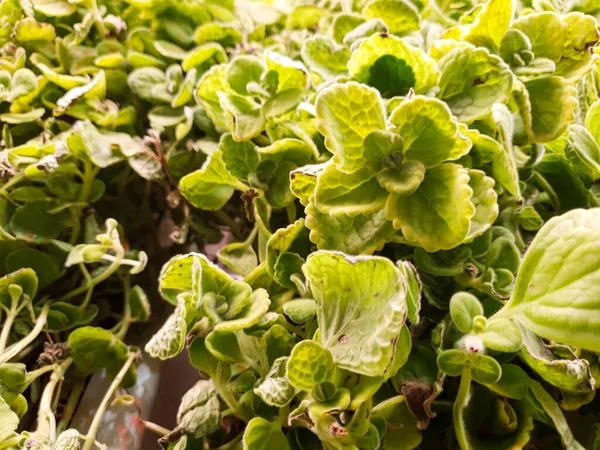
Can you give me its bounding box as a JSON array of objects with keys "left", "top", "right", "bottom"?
[
  {"left": 128, "top": 285, "right": 151, "bottom": 322},
  {"left": 463, "top": 386, "right": 534, "bottom": 449},
  {"left": 194, "top": 23, "right": 242, "bottom": 47},
  {"left": 314, "top": 162, "right": 388, "bottom": 216},
  {"left": 5, "top": 248, "right": 60, "bottom": 290},
  {"left": 471, "top": 354, "right": 502, "bottom": 384},
  {"left": 305, "top": 201, "right": 395, "bottom": 255},
  {"left": 518, "top": 326, "right": 594, "bottom": 393},
  {"left": 437, "top": 44, "right": 512, "bottom": 123},
  {"left": 172, "top": 69, "right": 196, "bottom": 108},
  {"left": 385, "top": 163, "right": 475, "bottom": 252},
  {"left": 158, "top": 253, "right": 251, "bottom": 306},
  {"left": 462, "top": 0, "right": 515, "bottom": 47},
  {"left": 286, "top": 5, "right": 326, "bottom": 29},
  {"left": 128, "top": 67, "right": 171, "bottom": 103},
  {"left": 264, "top": 50, "right": 309, "bottom": 92},
  {"left": 266, "top": 219, "right": 308, "bottom": 280},
  {"left": 450, "top": 292, "right": 483, "bottom": 334},
  {"left": 179, "top": 150, "right": 241, "bottom": 210},
  {"left": 218, "top": 92, "right": 265, "bottom": 141},
  {"left": 332, "top": 13, "right": 365, "bottom": 43},
  {"left": 205, "top": 329, "right": 243, "bottom": 364},
  {"left": 0, "top": 268, "right": 38, "bottom": 307},
  {"left": 69, "top": 327, "right": 128, "bottom": 374},
  {"left": 67, "top": 122, "right": 139, "bottom": 168},
  {"left": 262, "top": 89, "right": 305, "bottom": 119},
  {"left": 486, "top": 364, "right": 531, "bottom": 400},
  {"left": 189, "top": 337, "right": 218, "bottom": 378},
  {"left": 0, "top": 395, "right": 19, "bottom": 441},
  {"left": 283, "top": 299, "right": 317, "bottom": 324},
  {"left": 362, "top": 129, "right": 404, "bottom": 173},
  {"left": 145, "top": 301, "right": 187, "bottom": 360},
  {"left": 33, "top": 0, "right": 76, "bottom": 16},
  {"left": 286, "top": 340, "right": 334, "bottom": 390},
  {"left": 196, "top": 64, "right": 234, "bottom": 130},
  {"left": 254, "top": 357, "right": 295, "bottom": 407},
  {"left": 437, "top": 349, "right": 467, "bottom": 376},
  {"left": 243, "top": 417, "right": 290, "bottom": 450},
  {"left": 496, "top": 209, "right": 600, "bottom": 352},
  {"left": 585, "top": 100, "right": 600, "bottom": 145},
  {"left": 529, "top": 380, "right": 586, "bottom": 450},
  {"left": 303, "top": 251, "right": 407, "bottom": 376},
  {"left": 301, "top": 36, "right": 350, "bottom": 79},
  {"left": 290, "top": 163, "right": 325, "bottom": 206},
  {"left": 389, "top": 96, "right": 471, "bottom": 168},
  {"left": 477, "top": 318, "right": 522, "bottom": 353},
  {"left": 466, "top": 169, "right": 499, "bottom": 240},
  {"left": 362, "top": 0, "right": 419, "bottom": 35},
  {"left": 372, "top": 396, "right": 422, "bottom": 450},
  {"left": 15, "top": 18, "right": 56, "bottom": 42},
  {"left": 218, "top": 241, "right": 258, "bottom": 277},
  {"left": 0, "top": 108, "right": 45, "bottom": 124},
  {"left": 274, "top": 252, "right": 304, "bottom": 289},
  {"left": 512, "top": 11, "right": 599, "bottom": 81},
  {"left": 315, "top": 81, "right": 386, "bottom": 174},
  {"left": 208, "top": 288, "right": 271, "bottom": 331},
  {"left": 348, "top": 33, "right": 439, "bottom": 95},
  {"left": 10, "top": 201, "right": 68, "bottom": 243},
  {"left": 396, "top": 261, "right": 421, "bottom": 325},
  {"left": 9, "top": 68, "right": 37, "bottom": 101},
  {"left": 516, "top": 206, "right": 543, "bottom": 231},
  {"left": 177, "top": 380, "right": 221, "bottom": 438},
  {"left": 535, "top": 154, "right": 590, "bottom": 211},
  {"left": 523, "top": 76, "right": 578, "bottom": 144},
  {"left": 377, "top": 161, "right": 426, "bottom": 196},
  {"left": 566, "top": 124, "right": 600, "bottom": 181},
  {"left": 219, "top": 134, "right": 258, "bottom": 181}
]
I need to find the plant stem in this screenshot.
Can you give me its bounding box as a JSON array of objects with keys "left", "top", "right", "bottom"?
[
  {"left": 0, "top": 295, "right": 18, "bottom": 354},
  {"left": 114, "top": 275, "right": 132, "bottom": 340},
  {"left": 453, "top": 366, "right": 473, "bottom": 450},
  {"left": 0, "top": 302, "right": 51, "bottom": 364},
  {"left": 142, "top": 420, "right": 172, "bottom": 437},
  {"left": 280, "top": 321, "right": 307, "bottom": 339},
  {"left": 214, "top": 364, "right": 252, "bottom": 422},
  {"left": 70, "top": 162, "right": 100, "bottom": 245},
  {"left": 532, "top": 171, "right": 561, "bottom": 212},
  {"left": 211, "top": 209, "right": 244, "bottom": 240},
  {"left": 25, "top": 364, "right": 57, "bottom": 385},
  {"left": 0, "top": 436, "right": 21, "bottom": 450},
  {"left": 82, "top": 352, "right": 139, "bottom": 450},
  {"left": 79, "top": 286, "right": 94, "bottom": 311},
  {"left": 60, "top": 250, "right": 123, "bottom": 302},
  {"left": 36, "top": 358, "right": 73, "bottom": 443},
  {"left": 57, "top": 378, "right": 86, "bottom": 434}
]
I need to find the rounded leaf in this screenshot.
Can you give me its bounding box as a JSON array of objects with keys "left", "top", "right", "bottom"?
[
  {"left": 437, "top": 349, "right": 467, "bottom": 376},
  {"left": 450, "top": 292, "right": 483, "bottom": 334},
  {"left": 286, "top": 340, "right": 334, "bottom": 391},
  {"left": 471, "top": 354, "right": 502, "bottom": 385}
]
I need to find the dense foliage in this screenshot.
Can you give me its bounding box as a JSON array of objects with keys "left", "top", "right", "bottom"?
[{"left": 1, "top": 0, "right": 600, "bottom": 448}]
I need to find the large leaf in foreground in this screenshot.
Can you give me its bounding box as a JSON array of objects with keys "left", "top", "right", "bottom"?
[
  {"left": 303, "top": 251, "right": 407, "bottom": 376},
  {"left": 495, "top": 209, "right": 600, "bottom": 351}
]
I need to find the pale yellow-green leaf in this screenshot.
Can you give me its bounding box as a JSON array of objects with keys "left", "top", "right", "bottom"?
[
  {"left": 385, "top": 163, "right": 475, "bottom": 252},
  {"left": 389, "top": 96, "right": 471, "bottom": 168},
  {"left": 315, "top": 81, "right": 386, "bottom": 173},
  {"left": 314, "top": 162, "right": 388, "bottom": 216}
]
